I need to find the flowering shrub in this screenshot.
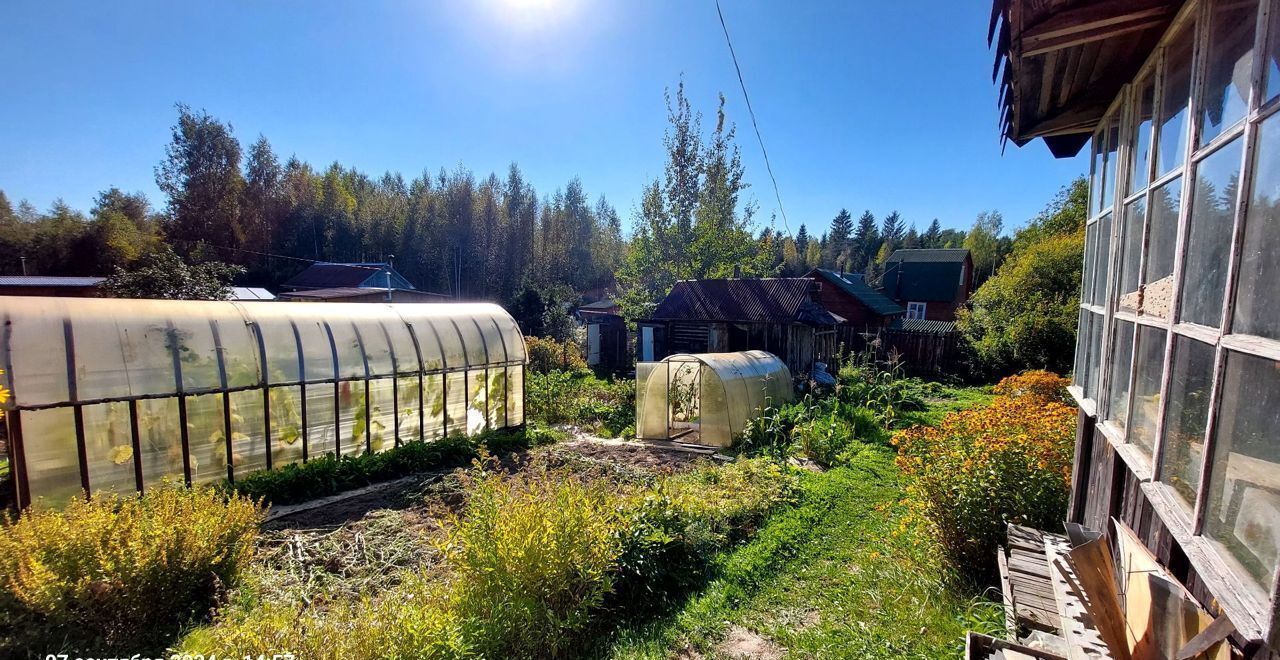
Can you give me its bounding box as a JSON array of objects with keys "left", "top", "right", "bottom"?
[{"left": 894, "top": 371, "right": 1074, "bottom": 574}]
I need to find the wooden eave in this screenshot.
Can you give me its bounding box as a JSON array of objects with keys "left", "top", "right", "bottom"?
[{"left": 991, "top": 0, "right": 1187, "bottom": 157}]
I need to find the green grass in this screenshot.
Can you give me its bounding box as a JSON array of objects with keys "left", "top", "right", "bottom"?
[
  {"left": 594, "top": 387, "right": 1004, "bottom": 660},
  {"left": 899, "top": 384, "right": 994, "bottom": 429}
]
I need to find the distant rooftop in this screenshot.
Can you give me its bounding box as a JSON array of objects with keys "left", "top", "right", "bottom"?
[
  {"left": 650, "top": 278, "right": 838, "bottom": 326},
  {"left": 809, "top": 268, "right": 904, "bottom": 317},
  {"left": 0, "top": 276, "right": 105, "bottom": 287},
  {"left": 282, "top": 262, "right": 415, "bottom": 291},
  {"left": 230, "top": 286, "right": 275, "bottom": 301},
  {"left": 884, "top": 249, "right": 970, "bottom": 263}
]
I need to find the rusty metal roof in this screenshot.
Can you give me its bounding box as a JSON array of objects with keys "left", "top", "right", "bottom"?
[{"left": 649, "top": 278, "right": 838, "bottom": 326}]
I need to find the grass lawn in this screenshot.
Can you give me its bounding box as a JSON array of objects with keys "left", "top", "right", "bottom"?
[{"left": 596, "top": 386, "right": 1005, "bottom": 660}]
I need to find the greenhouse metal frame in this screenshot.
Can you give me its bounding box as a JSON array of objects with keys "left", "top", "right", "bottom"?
[
  {"left": 635, "top": 350, "right": 792, "bottom": 448},
  {"left": 0, "top": 298, "right": 526, "bottom": 508}
]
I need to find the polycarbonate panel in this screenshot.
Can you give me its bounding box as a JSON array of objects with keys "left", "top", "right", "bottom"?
[
  {"left": 445, "top": 371, "right": 467, "bottom": 435},
  {"left": 466, "top": 369, "right": 488, "bottom": 433},
  {"left": 228, "top": 389, "right": 267, "bottom": 476},
  {"left": 269, "top": 386, "right": 305, "bottom": 467},
  {"left": 72, "top": 302, "right": 175, "bottom": 400},
  {"left": 368, "top": 378, "right": 395, "bottom": 452},
  {"left": 136, "top": 397, "right": 183, "bottom": 489},
  {"left": 328, "top": 321, "right": 367, "bottom": 379},
  {"left": 306, "top": 384, "right": 337, "bottom": 459},
  {"left": 250, "top": 313, "right": 303, "bottom": 384},
  {"left": 423, "top": 373, "right": 446, "bottom": 439},
  {"left": 493, "top": 314, "right": 526, "bottom": 362},
  {"left": 82, "top": 401, "right": 136, "bottom": 495},
  {"left": 384, "top": 320, "right": 420, "bottom": 374},
  {"left": 477, "top": 318, "right": 509, "bottom": 363},
  {"left": 21, "top": 407, "right": 81, "bottom": 505},
  {"left": 431, "top": 318, "right": 469, "bottom": 369},
  {"left": 292, "top": 317, "right": 337, "bottom": 383},
  {"left": 459, "top": 320, "right": 490, "bottom": 367},
  {"left": 506, "top": 366, "right": 524, "bottom": 427},
  {"left": 700, "top": 367, "right": 731, "bottom": 447},
  {"left": 2, "top": 298, "right": 71, "bottom": 407},
  {"left": 171, "top": 314, "right": 225, "bottom": 392},
  {"left": 488, "top": 369, "right": 507, "bottom": 428},
  {"left": 397, "top": 375, "right": 422, "bottom": 442},
  {"left": 360, "top": 323, "right": 396, "bottom": 377},
  {"left": 187, "top": 393, "right": 229, "bottom": 485},
  {"left": 339, "top": 380, "right": 366, "bottom": 455},
  {"left": 636, "top": 362, "right": 668, "bottom": 439}
]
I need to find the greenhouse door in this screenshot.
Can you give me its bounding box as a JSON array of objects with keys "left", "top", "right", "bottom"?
[{"left": 667, "top": 360, "right": 701, "bottom": 441}]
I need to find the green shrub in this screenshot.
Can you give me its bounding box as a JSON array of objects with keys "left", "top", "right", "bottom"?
[
  {"left": 0, "top": 485, "right": 262, "bottom": 653},
  {"left": 527, "top": 370, "right": 635, "bottom": 437},
  {"left": 227, "top": 427, "right": 543, "bottom": 506},
  {"left": 836, "top": 348, "right": 928, "bottom": 424},
  {"left": 793, "top": 404, "right": 886, "bottom": 467},
  {"left": 525, "top": 335, "right": 587, "bottom": 374}
]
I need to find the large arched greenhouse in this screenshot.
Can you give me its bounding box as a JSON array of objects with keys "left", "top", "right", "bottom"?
[{"left": 0, "top": 298, "right": 526, "bottom": 508}]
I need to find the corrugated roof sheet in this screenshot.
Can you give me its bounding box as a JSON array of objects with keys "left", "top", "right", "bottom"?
[
  {"left": 280, "top": 287, "right": 447, "bottom": 301},
  {"left": 230, "top": 287, "right": 275, "bottom": 301},
  {"left": 579, "top": 299, "right": 618, "bottom": 310},
  {"left": 809, "top": 268, "right": 904, "bottom": 317},
  {"left": 888, "top": 318, "right": 957, "bottom": 335},
  {"left": 282, "top": 262, "right": 415, "bottom": 290},
  {"left": 885, "top": 249, "right": 970, "bottom": 263},
  {"left": 650, "top": 278, "right": 838, "bottom": 326},
  {"left": 0, "top": 276, "right": 105, "bottom": 287}
]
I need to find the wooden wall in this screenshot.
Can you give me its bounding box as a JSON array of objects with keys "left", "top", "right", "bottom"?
[{"left": 879, "top": 329, "right": 958, "bottom": 375}]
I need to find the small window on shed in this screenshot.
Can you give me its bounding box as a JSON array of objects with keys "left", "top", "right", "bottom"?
[{"left": 906, "top": 302, "right": 927, "bottom": 320}]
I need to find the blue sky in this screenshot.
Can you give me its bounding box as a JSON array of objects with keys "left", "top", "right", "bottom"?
[{"left": 0, "top": 0, "right": 1086, "bottom": 237}]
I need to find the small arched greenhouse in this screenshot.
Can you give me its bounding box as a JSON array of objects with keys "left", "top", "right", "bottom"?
[
  {"left": 0, "top": 298, "right": 526, "bottom": 508},
  {"left": 635, "top": 350, "right": 793, "bottom": 447}
]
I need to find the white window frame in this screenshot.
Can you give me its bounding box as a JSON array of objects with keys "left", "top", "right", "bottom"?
[{"left": 905, "top": 302, "right": 927, "bottom": 320}]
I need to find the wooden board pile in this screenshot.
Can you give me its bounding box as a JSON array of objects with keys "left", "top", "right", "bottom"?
[{"left": 967, "top": 521, "right": 1234, "bottom": 660}]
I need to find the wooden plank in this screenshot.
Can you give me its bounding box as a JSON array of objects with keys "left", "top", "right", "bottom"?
[
  {"left": 999, "top": 545, "right": 1019, "bottom": 636},
  {"left": 1067, "top": 537, "right": 1133, "bottom": 658},
  {"left": 1045, "top": 534, "right": 1115, "bottom": 659}
]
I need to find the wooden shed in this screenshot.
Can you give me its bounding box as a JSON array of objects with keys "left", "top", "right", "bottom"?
[
  {"left": 636, "top": 278, "right": 839, "bottom": 377},
  {"left": 991, "top": 0, "right": 1280, "bottom": 656}
]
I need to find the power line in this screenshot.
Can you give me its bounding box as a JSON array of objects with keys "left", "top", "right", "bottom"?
[{"left": 715, "top": 0, "right": 793, "bottom": 241}]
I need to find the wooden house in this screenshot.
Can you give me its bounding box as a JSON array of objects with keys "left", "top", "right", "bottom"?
[
  {"left": 992, "top": 0, "right": 1280, "bottom": 655},
  {"left": 804, "top": 268, "right": 904, "bottom": 346},
  {"left": 880, "top": 248, "right": 973, "bottom": 322},
  {"left": 636, "top": 278, "right": 839, "bottom": 376},
  {"left": 576, "top": 299, "right": 629, "bottom": 372}
]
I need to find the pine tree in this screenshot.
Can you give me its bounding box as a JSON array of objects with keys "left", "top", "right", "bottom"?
[
  {"left": 853, "top": 210, "right": 878, "bottom": 272},
  {"left": 923, "top": 218, "right": 942, "bottom": 248},
  {"left": 795, "top": 224, "right": 809, "bottom": 257},
  {"left": 825, "top": 209, "right": 853, "bottom": 270},
  {"left": 880, "top": 210, "right": 904, "bottom": 254},
  {"left": 903, "top": 224, "right": 921, "bottom": 249}
]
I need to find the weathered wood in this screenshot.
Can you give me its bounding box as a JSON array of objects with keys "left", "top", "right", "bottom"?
[
  {"left": 1045, "top": 534, "right": 1115, "bottom": 659},
  {"left": 999, "top": 545, "right": 1019, "bottom": 636},
  {"left": 1066, "top": 537, "right": 1133, "bottom": 658}
]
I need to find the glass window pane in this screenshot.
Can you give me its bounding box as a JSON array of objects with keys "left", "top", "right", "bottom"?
[
  {"left": 229, "top": 389, "right": 267, "bottom": 477},
  {"left": 187, "top": 393, "right": 228, "bottom": 485},
  {"left": 1093, "top": 212, "right": 1113, "bottom": 304},
  {"left": 1143, "top": 176, "right": 1182, "bottom": 319},
  {"left": 368, "top": 378, "right": 395, "bottom": 452},
  {"left": 1086, "top": 313, "right": 1104, "bottom": 399},
  {"left": 1266, "top": 0, "right": 1280, "bottom": 101},
  {"left": 1107, "top": 320, "right": 1135, "bottom": 429},
  {"left": 1157, "top": 337, "right": 1216, "bottom": 508},
  {"left": 1090, "top": 132, "right": 1104, "bottom": 215},
  {"left": 270, "top": 386, "right": 305, "bottom": 467},
  {"left": 306, "top": 384, "right": 337, "bottom": 459},
  {"left": 1235, "top": 113, "right": 1280, "bottom": 340},
  {"left": 1158, "top": 25, "right": 1195, "bottom": 176},
  {"left": 1204, "top": 351, "right": 1280, "bottom": 599},
  {"left": 82, "top": 401, "right": 136, "bottom": 496},
  {"left": 137, "top": 397, "right": 183, "bottom": 489},
  {"left": 1119, "top": 197, "right": 1146, "bottom": 311},
  {"left": 1083, "top": 222, "right": 1098, "bottom": 306},
  {"left": 1199, "top": 0, "right": 1257, "bottom": 144},
  {"left": 1101, "top": 117, "right": 1120, "bottom": 212},
  {"left": 1128, "top": 325, "right": 1167, "bottom": 454},
  {"left": 1074, "top": 309, "right": 1091, "bottom": 390},
  {"left": 1131, "top": 74, "right": 1155, "bottom": 193},
  {"left": 21, "top": 407, "right": 81, "bottom": 506},
  {"left": 1181, "top": 138, "right": 1243, "bottom": 327}
]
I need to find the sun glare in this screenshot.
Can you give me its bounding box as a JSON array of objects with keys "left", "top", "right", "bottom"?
[{"left": 484, "top": 0, "right": 580, "bottom": 32}]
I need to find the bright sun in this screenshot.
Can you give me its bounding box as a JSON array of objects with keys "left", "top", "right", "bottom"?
[{"left": 485, "top": 0, "right": 579, "bottom": 32}]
